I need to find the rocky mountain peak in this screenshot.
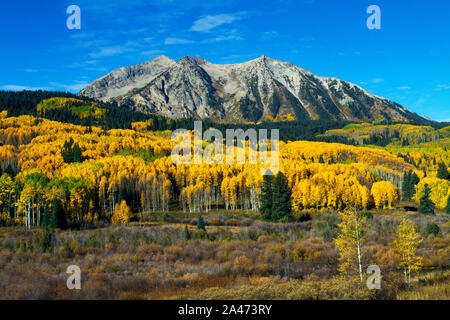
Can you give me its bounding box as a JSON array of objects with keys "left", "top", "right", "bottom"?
[{"left": 79, "top": 55, "right": 424, "bottom": 123}]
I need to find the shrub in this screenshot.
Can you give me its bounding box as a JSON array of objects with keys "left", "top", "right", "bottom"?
[
  {"left": 232, "top": 256, "right": 252, "bottom": 275},
  {"left": 426, "top": 223, "right": 440, "bottom": 236},
  {"left": 208, "top": 218, "right": 221, "bottom": 226},
  {"left": 225, "top": 218, "right": 240, "bottom": 226}
]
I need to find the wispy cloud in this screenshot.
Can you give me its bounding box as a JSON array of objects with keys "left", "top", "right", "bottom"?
[
  {"left": 434, "top": 84, "right": 450, "bottom": 91},
  {"left": 201, "top": 31, "right": 243, "bottom": 43},
  {"left": 397, "top": 86, "right": 411, "bottom": 90},
  {"left": 0, "top": 85, "right": 52, "bottom": 91},
  {"left": 89, "top": 43, "right": 137, "bottom": 58},
  {"left": 24, "top": 69, "right": 38, "bottom": 73},
  {"left": 190, "top": 12, "right": 246, "bottom": 32},
  {"left": 415, "top": 97, "right": 426, "bottom": 106},
  {"left": 262, "top": 31, "right": 279, "bottom": 40},
  {"left": 164, "top": 37, "right": 194, "bottom": 45},
  {"left": 49, "top": 81, "right": 90, "bottom": 92},
  {"left": 372, "top": 78, "right": 384, "bottom": 84},
  {"left": 141, "top": 49, "right": 165, "bottom": 56}
]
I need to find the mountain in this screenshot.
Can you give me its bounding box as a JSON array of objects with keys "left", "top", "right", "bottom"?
[{"left": 79, "top": 55, "right": 425, "bottom": 123}]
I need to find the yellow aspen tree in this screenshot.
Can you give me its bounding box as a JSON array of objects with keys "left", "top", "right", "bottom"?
[
  {"left": 334, "top": 208, "right": 369, "bottom": 282},
  {"left": 391, "top": 217, "right": 423, "bottom": 286},
  {"left": 111, "top": 200, "right": 132, "bottom": 225}
]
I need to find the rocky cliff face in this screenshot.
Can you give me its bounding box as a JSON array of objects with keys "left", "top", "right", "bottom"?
[{"left": 79, "top": 55, "right": 424, "bottom": 122}]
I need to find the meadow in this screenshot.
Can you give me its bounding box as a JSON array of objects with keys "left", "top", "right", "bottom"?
[{"left": 0, "top": 205, "right": 448, "bottom": 300}]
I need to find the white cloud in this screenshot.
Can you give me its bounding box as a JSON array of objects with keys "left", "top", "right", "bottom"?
[
  {"left": 372, "top": 78, "right": 384, "bottom": 84},
  {"left": 415, "top": 97, "right": 426, "bottom": 106},
  {"left": 201, "top": 34, "right": 243, "bottom": 43},
  {"left": 49, "top": 81, "right": 90, "bottom": 92},
  {"left": 190, "top": 13, "right": 246, "bottom": 32},
  {"left": 24, "top": 69, "right": 38, "bottom": 73},
  {"left": 0, "top": 85, "right": 52, "bottom": 91},
  {"left": 141, "top": 49, "right": 165, "bottom": 56},
  {"left": 397, "top": 86, "right": 411, "bottom": 90},
  {"left": 435, "top": 84, "right": 450, "bottom": 91},
  {"left": 89, "top": 44, "right": 137, "bottom": 58},
  {"left": 164, "top": 37, "right": 194, "bottom": 45}
]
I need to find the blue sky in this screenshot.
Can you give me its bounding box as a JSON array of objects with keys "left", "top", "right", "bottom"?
[{"left": 0, "top": 0, "right": 449, "bottom": 121}]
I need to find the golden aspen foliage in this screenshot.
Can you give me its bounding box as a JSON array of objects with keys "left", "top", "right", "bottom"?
[
  {"left": 334, "top": 209, "right": 369, "bottom": 282},
  {"left": 371, "top": 181, "right": 400, "bottom": 209},
  {"left": 391, "top": 217, "right": 423, "bottom": 285},
  {"left": 111, "top": 200, "right": 133, "bottom": 225},
  {"left": 0, "top": 112, "right": 447, "bottom": 226},
  {"left": 414, "top": 177, "right": 450, "bottom": 209}
]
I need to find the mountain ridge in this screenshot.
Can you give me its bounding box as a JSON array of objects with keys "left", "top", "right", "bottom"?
[{"left": 79, "top": 55, "right": 425, "bottom": 123}]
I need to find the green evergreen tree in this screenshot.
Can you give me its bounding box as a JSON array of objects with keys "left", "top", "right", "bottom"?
[
  {"left": 41, "top": 203, "right": 52, "bottom": 227},
  {"left": 4, "top": 164, "right": 15, "bottom": 177},
  {"left": 318, "top": 155, "right": 325, "bottom": 163},
  {"left": 197, "top": 216, "right": 206, "bottom": 231},
  {"left": 259, "top": 175, "right": 274, "bottom": 220},
  {"left": 271, "top": 171, "right": 292, "bottom": 221},
  {"left": 43, "top": 198, "right": 68, "bottom": 229},
  {"left": 183, "top": 225, "right": 191, "bottom": 240},
  {"left": 61, "top": 138, "right": 74, "bottom": 163},
  {"left": 410, "top": 172, "right": 420, "bottom": 195},
  {"left": 72, "top": 143, "right": 83, "bottom": 163},
  {"left": 402, "top": 171, "right": 412, "bottom": 200},
  {"left": 402, "top": 171, "right": 420, "bottom": 200},
  {"left": 437, "top": 162, "right": 449, "bottom": 180},
  {"left": 426, "top": 223, "right": 440, "bottom": 236},
  {"left": 418, "top": 184, "right": 435, "bottom": 215},
  {"left": 61, "top": 138, "right": 83, "bottom": 164}
]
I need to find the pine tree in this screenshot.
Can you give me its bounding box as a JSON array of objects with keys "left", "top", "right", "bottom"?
[
  {"left": 259, "top": 175, "right": 274, "bottom": 220},
  {"left": 271, "top": 171, "right": 292, "bottom": 222},
  {"left": 402, "top": 171, "right": 411, "bottom": 200},
  {"left": 318, "top": 155, "right": 325, "bottom": 163},
  {"left": 197, "top": 216, "right": 206, "bottom": 231},
  {"left": 410, "top": 172, "right": 420, "bottom": 196},
  {"left": 61, "top": 138, "right": 75, "bottom": 163},
  {"left": 402, "top": 171, "right": 420, "bottom": 201},
  {"left": 61, "top": 138, "right": 83, "bottom": 163},
  {"left": 426, "top": 223, "right": 440, "bottom": 236},
  {"left": 43, "top": 198, "right": 68, "bottom": 229},
  {"left": 72, "top": 143, "right": 83, "bottom": 163},
  {"left": 4, "top": 164, "right": 15, "bottom": 177},
  {"left": 418, "top": 184, "right": 435, "bottom": 215},
  {"left": 437, "top": 162, "right": 449, "bottom": 180},
  {"left": 183, "top": 225, "right": 191, "bottom": 240}
]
